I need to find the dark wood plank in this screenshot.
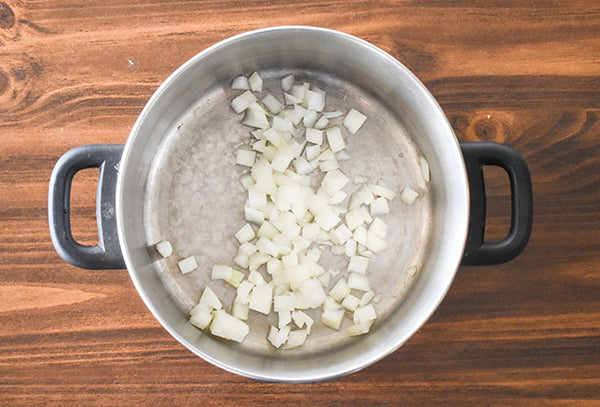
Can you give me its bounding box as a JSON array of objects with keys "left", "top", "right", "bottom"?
[{"left": 1, "top": 0, "right": 599, "bottom": 405}]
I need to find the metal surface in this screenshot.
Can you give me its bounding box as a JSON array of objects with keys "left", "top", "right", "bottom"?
[{"left": 115, "top": 26, "right": 470, "bottom": 382}]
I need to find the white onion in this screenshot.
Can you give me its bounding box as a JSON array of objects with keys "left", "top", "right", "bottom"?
[
  {"left": 210, "top": 309, "right": 249, "bottom": 342},
  {"left": 231, "top": 75, "right": 250, "bottom": 90},
  {"left": 155, "top": 240, "right": 173, "bottom": 257},
  {"left": 325, "top": 126, "right": 346, "bottom": 153},
  {"left": 236, "top": 148, "right": 256, "bottom": 167},
  {"left": 248, "top": 71, "right": 263, "bottom": 92},
  {"left": 329, "top": 278, "right": 350, "bottom": 302},
  {"left": 342, "top": 108, "right": 367, "bottom": 134},
  {"left": 231, "top": 91, "right": 257, "bottom": 113},
  {"left": 420, "top": 156, "right": 430, "bottom": 182},
  {"left": 400, "top": 187, "right": 419, "bottom": 206},
  {"left": 347, "top": 255, "right": 369, "bottom": 274},
  {"left": 281, "top": 74, "right": 295, "bottom": 91},
  {"left": 262, "top": 93, "right": 284, "bottom": 114},
  {"left": 178, "top": 256, "right": 197, "bottom": 274}
]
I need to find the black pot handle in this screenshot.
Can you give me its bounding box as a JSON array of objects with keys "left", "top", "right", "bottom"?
[
  {"left": 460, "top": 142, "right": 533, "bottom": 265},
  {"left": 48, "top": 144, "right": 126, "bottom": 269}
]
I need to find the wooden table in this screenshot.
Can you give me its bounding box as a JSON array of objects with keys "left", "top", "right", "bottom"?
[{"left": 1, "top": 1, "right": 599, "bottom": 405}]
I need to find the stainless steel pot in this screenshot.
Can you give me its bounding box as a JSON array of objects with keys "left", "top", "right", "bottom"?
[{"left": 49, "top": 26, "right": 532, "bottom": 382}]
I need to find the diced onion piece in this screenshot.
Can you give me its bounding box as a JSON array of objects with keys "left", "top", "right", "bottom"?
[
  {"left": 233, "top": 253, "right": 249, "bottom": 269},
  {"left": 155, "top": 240, "right": 173, "bottom": 257},
  {"left": 353, "top": 304, "right": 377, "bottom": 324},
  {"left": 297, "top": 278, "right": 327, "bottom": 308},
  {"left": 284, "top": 92, "right": 303, "bottom": 105},
  {"left": 178, "top": 256, "right": 197, "bottom": 274},
  {"left": 369, "top": 197, "right": 389, "bottom": 216},
  {"left": 252, "top": 139, "right": 266, "bottom": 153},
  {"left": 248, "top": 270, "right": 266, "bottom": 285},
  {"left": 347, "top": 321, "right": 372, "bottom": 337},
  {"left": 235, "top": 223, "right": 256, "bottom": 244},
  {"left": 262, "top": 93, "right": 284, "bottom": 114},
  {"left": 348, "top": 255, "right": 369, "bottom": 274},
  {"left": 319, "top": 157, "right": 339, "bottom": 172},
  {"left": 248, "top": 71, "right": 263, "bottom": 92},
  {"left": 270, "top": 142, "right": 298, "bottom": 173},
  {"left": 257, "top": 221, "right": 278, "bottom": 240},
  {"left": 231, "top": 75, "right": 249, "bottom": 90},
  {"left": 210, "top": 309, "right": 249, "bottom": 342},
  {"left": 225, "top": 269, "right": 245, "bottom": 288},
  {"left": 284, "top": 330, "right": 308, "bottom": 349},
  {"left": 321, "top": 169, "right": 349, "bottom": 196},
  {"left": 281, "top": 74, "right": 295, "bottom": 91},
  {"left": 313, "top": 116, "right": 329, "bottom": 129},
  {"left": 305, "top": 128, "right": 323, "bottom": 145},
  {"left": 329, "top": 278, "right": 350, "bottom": 301},
  {"left": 231, "top": 91, "right": 257, "bottom": 113},
  {"left": 345, "top": 239, "right": 357, "bottom": 257},
  {"left": 304, "top": 89, "right": 325, "bottom": 112},
  {"left": 322, "top": 308, "right": 344, "bottom": 330},
  {"left": 348, "top": 272, "right": 371, "bottom": 292},
  {"left": 369, "top": 217, "right": 387, "bottom": 238},
  {"left": 305, "top": 144, "right": 321, "bottom": 161},
  {"left": 359, "top": 290, "right": 375, "bottom": 306},
  {"left": 420, "top": 156, "right": 430, "bottom": 182},
  {"left": 242, "top": 104, "right": 269, "bottom": 129},
  {"left": 251, "top": 158, "right": 277, "bottom": 195},
  {"left": 342, "top": 294, "right": 360, "bottom": 311},
  {"left": 198, "top": 286, "right": 222, "bottom": 310},
  {"left": 236, "top": 148, "right": 256, "bottom": 167},
  {"left": 366, "top": 230, "right": 388, "bottom": 253},
  {"left": 303, "top": 110, "right": 320, "bottom": 128},
  {"left": 240, "top": 173, "right": 255, "bottom": 190},
  {"left": 369, "top": 183, "right": 397, "bottom": 200},
  {"left": 248, "top": 283, "right": 273, "bottom": 314},
  {"left": 232, "top": 301, "right": 249, "bottom": 320},
  {"left": 314, "top": 208, "right": 341, "bottom": 231},
  {"left": 291, "top": 84, "right": 306, "bottom": 101},
  {"left": 256, "top": 237, "right": 280, "bottom": 257},
  {"left": 211, "top": 264, "right": 233, "bottom": 281},
  {"left": 343, "top": 108, "right": 367, "bottom": 134},
  {"left": 267, "top": 324, "right": 291, "bottom": 348},
  {"left": 235, "top": 280, "right": 255, "bottom": 304},
  {"left": 353, "top": 225, "right": 368, "bottom": 246},
  {"left": 407, "top": 265, "right": 418, "bottom": 277},
  {"left": 244, "top": 206, "right": 264, "bottom": 225},
  {"left": 189, "top": 305, "right": 213, "bottom": 329},
  {"left": 273, "top": 115, "right": 294, "bottom": 133},
  {"left": 325, "top": 126, "right": 346, "bottom": 153},
  {"left": 400, "top": 187, "right": 419, "bottom": 206},
  {"left": 283, "top": 264, "right": 311, "bottom": 290}
]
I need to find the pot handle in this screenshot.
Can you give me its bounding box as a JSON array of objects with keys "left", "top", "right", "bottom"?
[
  {"left": 459, "top": 142, "right": 533, "bottom": 265},
  {"left": 48, "top": 144, "right": 126, "bottom": 269}
]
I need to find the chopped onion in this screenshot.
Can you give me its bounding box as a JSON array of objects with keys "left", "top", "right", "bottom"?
[
  {"left": 348, "top": 255, "right": 369, "bottom": 274},
  {"left": 231, "top": 91, "right": 257, "bottom": 113},
  {"left": 249, "top": 283, "right": 273, "bottom": 314},
  {"left": 325, "top": 126, "right": 346, "bottom": 153},
  {"left": 178, "top": 256, "right": 197, "bottom": 274},
  {"left": 155, "top": 240, "right": 173, "bottom": 257},
  {"left": 281, "top": 74, "right": 295, "bottom": 92},
  {"left": 369, "top": 197, "right": 390, "bottom": 216},
  {"left": 329, "top": 278, "right": 350, "bottom": 302},
  {"left": 400, "top": 187, "right": 419, "bottom": 206},
  {"left": 248, "top": 71, "right": 263, "bottom": 92},
  {"left": 342, "top": 108, "right": 367, "bottom": 134},
  {"left": 236, "top": 148, "right": 256, "bottom": 167},
  {"left": 322, "top": 308, "right": 344, "bottom": 330},
  {"left": 231, "top": 75, "right": 250, "bottom": 90},
  {"left": 284, "top": 330, "right": 308, "bottom": 349},
  {"left": 210, "top": 309, "right": 249, "bottom": 342},
  {"left": 262, "top": 93, "right": 284, "bottom": 114}
]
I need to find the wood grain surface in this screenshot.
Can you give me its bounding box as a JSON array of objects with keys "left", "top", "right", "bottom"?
[{"left": 1, "top": 0, "right": 599, "bottom": 405}]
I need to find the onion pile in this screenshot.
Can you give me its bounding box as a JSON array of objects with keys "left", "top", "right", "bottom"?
[{"left": 156, "top": 71, "right": 428, "bottom": 347}]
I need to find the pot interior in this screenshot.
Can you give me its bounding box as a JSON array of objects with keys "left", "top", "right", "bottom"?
[{"left": 116, "top": 27, "right": 469, "bottom": 381}]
